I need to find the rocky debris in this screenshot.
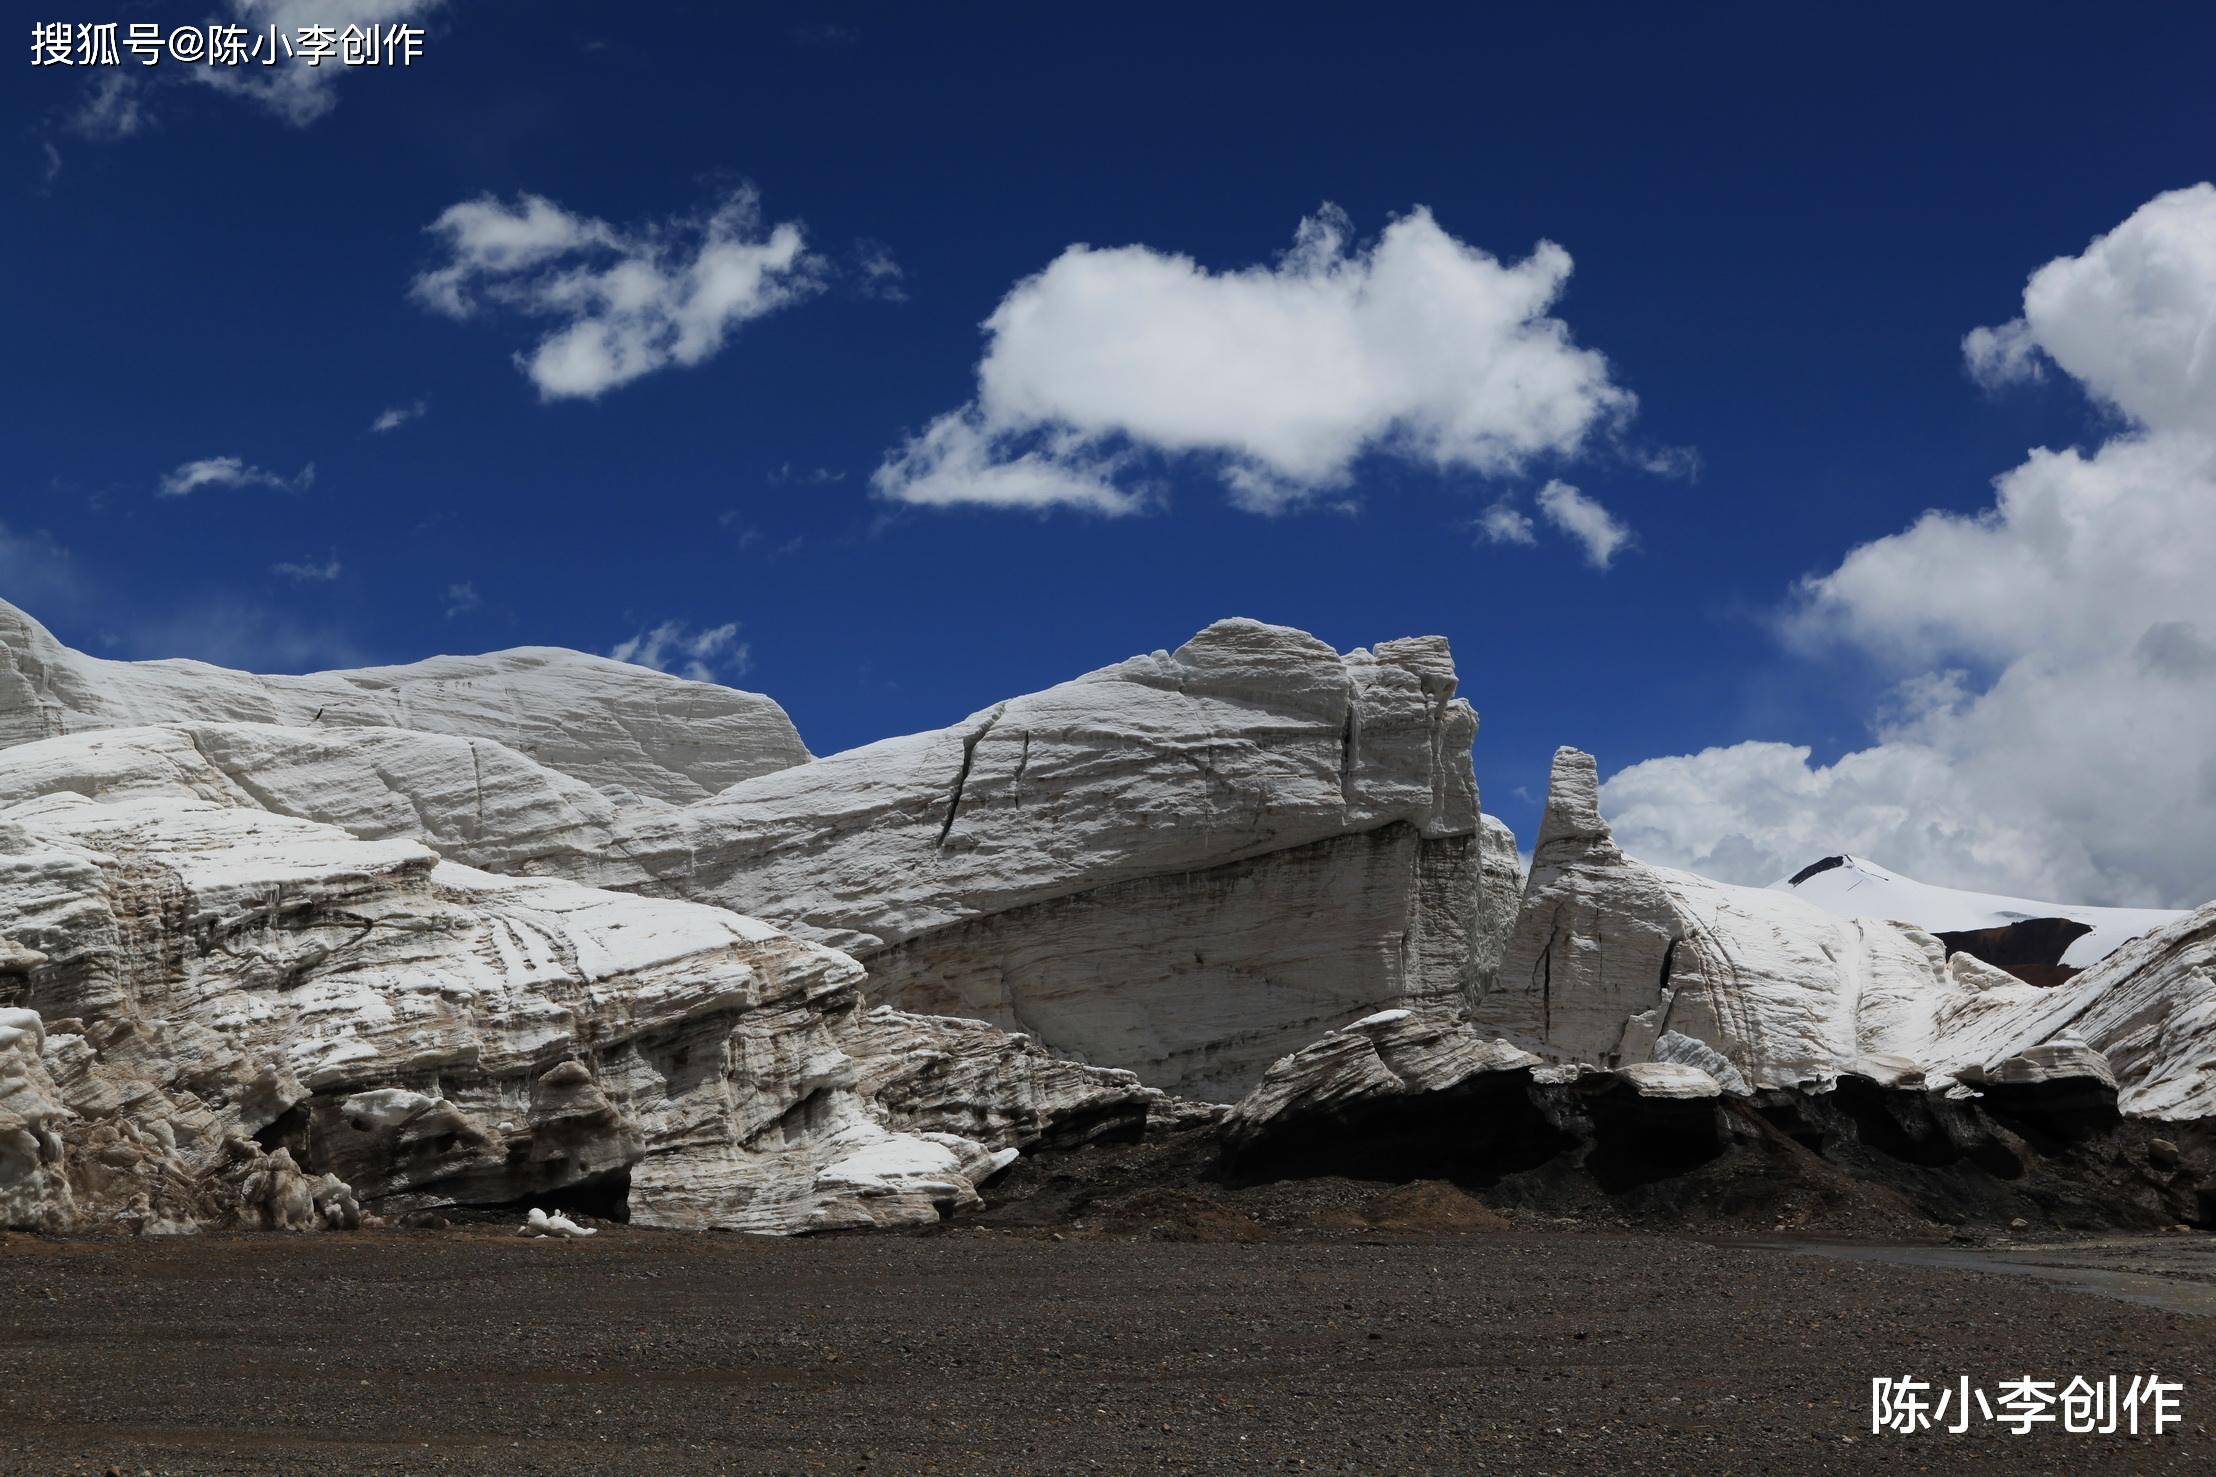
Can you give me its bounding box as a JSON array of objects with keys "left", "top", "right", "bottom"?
[
  {"left": 29, "top": 1224, "right": 2216, "bottom": 1477},
  {"left": 0, "top": 765, "right": 1171, "bottom": 1236},
  {"left": 1933, "top": 918, "right": 2094, "bottom": 987},
  {"left": 1950, "top": 1044, "right": 2127, "bottom": 1151},
  {"left": 1217, "top": 1011, "right": 1739, "bottom": 1195},
  {"left": 234, "top": 1147, "right": 360, "bottom": 1232},
  {"left": 0, "top": 1005, "right": 71, "bottom": 1232},
  {"left": 0, "top": 596, "right": 809, "bottom": 804},
  {"left": 1483, "top": 747, "right": 2216, "bottom": 1121},
  {"left": 1349, "top": 1180, "right": 1512, "bottom": 1233},
  {"left": 1200, "top": 1008, "right": 2215, "bottom": 1234}
]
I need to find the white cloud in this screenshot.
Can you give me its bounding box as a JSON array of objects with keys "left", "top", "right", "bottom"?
[
  {"left": 1476, "top": 498, "right": 1536, "bottom": 547},
  {"left": 1635, "top": 444, "right": 1704, "bottom": 480},
  {"left": 158, "top": 456, "right": 314, "bottom": 497},
  {"left": 1961, "top": 319, "right": 2044, "bottom": 390},
  {"left": 70, "top": 71, "right": 149, "bottom": 141},
  {"left": 1536, "top": 479, "right": 1631, "bottom": 569},
  {"left": 1963, "top": 184, "right": 2216, "bottom": 433},
  {"left": 370, "top": 398, "right": 427, "bottom": 433},
  {"left": 611, "top": 619, "right": 751, "bottom": 683},
  {"left": 874, "top": 204, "right": 1639, "bottom": 516},
  {"left": 43, "top": 2, "right": 433, "bottom": 160},
  {"left": 412, "top": 186, "right": 823, "bottom": 400},
  {"left": 874, "top": 412, "right": 1149, "bottom": 515},
  {"left": 766, "top": 462, "right": 846, "bottom": 485},
  {"left": 199, "top": 2, "right": 446, "bottom": 127},
  {"left": 442, "top": 580, "right": 479, "bottom": 618},
  {"left": 854, "top": 240, "right": 907, "bottom": 302},
  {"left": 1607, "top": 184, "right": 2216, "bottom": 908},
  {"left": 271, "top": 552, "right": 341, "bottom": 583}
]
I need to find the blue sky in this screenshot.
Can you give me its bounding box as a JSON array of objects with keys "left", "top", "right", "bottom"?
[{"left": 10, "top": 1, "right": 2216, "bottom": 905}]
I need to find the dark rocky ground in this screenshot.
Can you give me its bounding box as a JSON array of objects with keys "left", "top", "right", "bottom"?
[{"left": 4, "top": 1171, "right": 2212, "bottom": 1477}]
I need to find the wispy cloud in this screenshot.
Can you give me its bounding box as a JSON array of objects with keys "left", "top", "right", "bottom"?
[
  {"left": 42, "top": 1, "right": 444, "bottom": 168},
  {"left": 370, "top": 398, "right": 428, "bottom": 433},
  {"left": 271, "top": 552, "right": 342, "bottom": 584},
  {"left": 443, "top": 580, "right": 480, "bottom": 618},
  {"left": 766, "top": 462, "right": 846, "bottom": 485},
  {"left": 611, "top": 619, "right": 751, "bottom": 682},
  {"left": 412, "top": 185, "right": 824, "bottom": 400},
  {"left": 1535, "top": 480, "right": 1632, "bottom": 569},
  {"left": 69, "top": 71, "right": 148, "bottom": 141},
  {"left": 198, "top": 1, "right": 447, "bottom": 127},
  {"left": 853, "top": 239, "right": 907, "bottom": 302},
  {"left": 157, "top": 456, "right": 315, "bottom": 498}
]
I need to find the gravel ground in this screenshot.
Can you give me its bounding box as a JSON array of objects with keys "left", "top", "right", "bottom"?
[{"left": 3, "top": 1219, "right": 2210, "bottom": 1475}]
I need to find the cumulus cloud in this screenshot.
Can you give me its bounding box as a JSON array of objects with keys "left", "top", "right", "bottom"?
[
  {"left": 1606, "top": 185, "right": 2216, "bottom": 908},
  {"left": 1536, "top": 480, "right": 1632, "bottom": 569},
  {"left": 1476, "top": 499, "right": 1536, "bottom": 546},
  {"left": 199, "top": 2, "right": 446, "bottom": 127},
  {"left": 1962, "top": 183, "right": 2216, "bottom": 433},
  {"left": 270, "top": 552, "right": 341, "bottom": 583},
  {"left": 158, "top": 456, "right": 314, "bottom": 497},
  {"left": 412, "top": 186, "right": 823, "bottom": 400},
  {"left": 874, "top": 204, "right": 1640, "bottom": 516},
  {"left": 611, "top": 619, "right": 751, "bottom": 683},
  {"left": 370, "top": 398, "right": 427, "bottom": 432}
]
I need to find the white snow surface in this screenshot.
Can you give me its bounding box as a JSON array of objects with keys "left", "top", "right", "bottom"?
[
  {"left": 520, "top": 1207, "right": 596, "bottom": 1238},
  {"left": 0, "top": 610, "right": 1514, "bottom": 1101},
  {"left": 1490, "top": 748, "right": 2216, "bottom": 1118},
  {"left": 1773, "top": 854, "right": 2181, "bottom": 968},
  {"left": 0, "top": 739, "right": 1161, "bottom": 1235},
  {"left": 0, "top": 596, "right": 808, "bottom": 805}
]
